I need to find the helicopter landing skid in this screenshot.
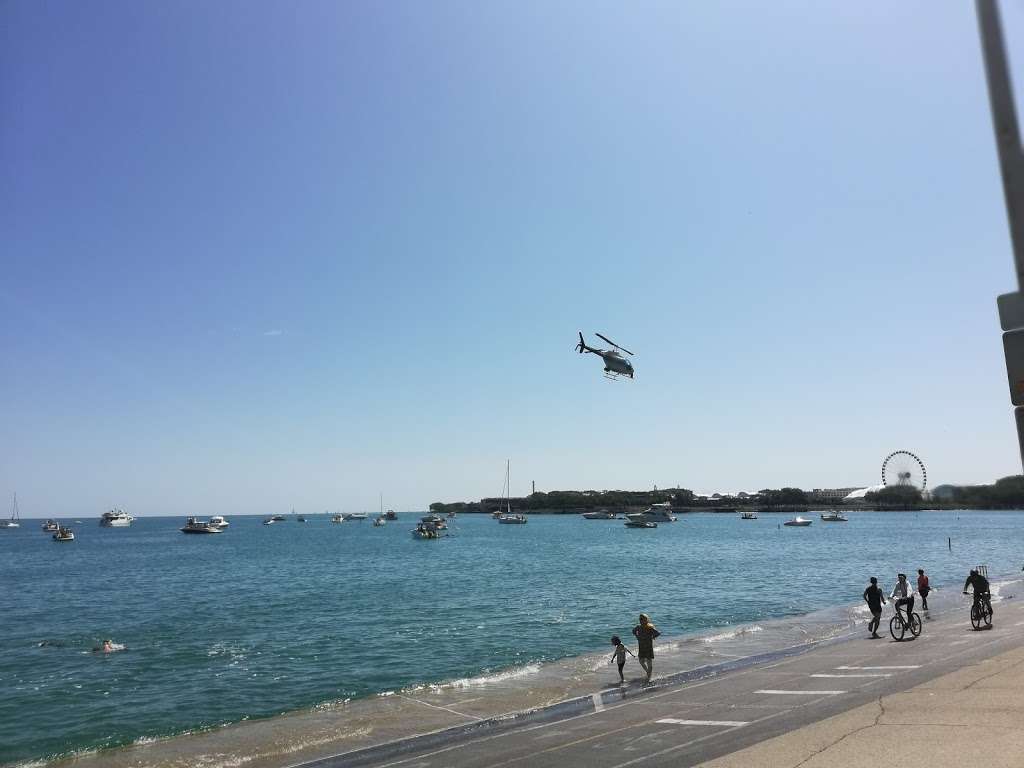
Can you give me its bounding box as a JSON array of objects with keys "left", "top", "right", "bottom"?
[{"left": 603, "top": 371, "right": 629, "bottom": 381}]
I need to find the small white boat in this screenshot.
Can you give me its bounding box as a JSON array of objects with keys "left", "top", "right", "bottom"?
[
  {"left": 181, "top": 517, "right": 223, "bottom": 534},
  {"left": 447, "top": 510, "right": 456, "bottom": 519},
  {"left": 625, "top": 520, "right": 658, "bottom": 528},
  {"left": 208, "top": 515, "right": 229, "bottom": 528},
  {"left": 784, "top": 516, "right": 813, "bottom": 527},
  {"left": 629, "top": 504, "right": 677, "bottom": 523},
  {"left": 343, "top": 512, "right": 368, "bottom": 521},
  {"left": 330, "top": 514, "right": 344, "bottom": 524},
  {"left": 498, "top": 514, "right": 527, "bottom": 524},
  {"left": 373, "top": 516, "right": 386, "bottom": 527},
  {"left": 421, "top": 514, "right": 447, "bottom": 529},
  {"left": 495, "top": 460, "right": 527, "bottom": 524},
  {"left": 53, "top": 525, "right": 75, "bottom": 541},
  {"left": 582, "top": 509, "right": 618, "bottom": 520},
  {"left": 41, "top": 519, "right": 59, "bottom": 532},
  {"left": 1, "top": 494, "right": 21, "bottom": 529},
  {"left": 740, "top": 510, "right": 758, "bottom": 520},
  {"left": 262, "top": 517, "right": 276, "bottom": 525},
  {"left": 99, "top": 509, "right": 134, "bottom": 527},
  {"left": 271, "top": 514, "right": 286, "bottom": 522},
  {"left": 820, "top": 511, "right": 848, "bottom": 522}
]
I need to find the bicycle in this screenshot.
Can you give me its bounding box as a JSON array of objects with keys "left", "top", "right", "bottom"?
[
  {"left": 889, "top": 600, "right": 922, "bottom": 641},
  {"left": 967, "top": 591, "right": 994, "bottom": 630}
]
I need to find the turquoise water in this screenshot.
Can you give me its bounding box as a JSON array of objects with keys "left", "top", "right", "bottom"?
[{"left": 1, "top": 510, "right": 1021, "bottom": 766}]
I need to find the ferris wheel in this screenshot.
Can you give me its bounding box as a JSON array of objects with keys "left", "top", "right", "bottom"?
[{"left": 881, "top": 450, "right": 927, "bottom": 492}]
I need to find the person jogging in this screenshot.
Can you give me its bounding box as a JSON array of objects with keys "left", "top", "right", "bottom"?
[{"left": 863, "top": 577, "right": 886, "bottom": 638}]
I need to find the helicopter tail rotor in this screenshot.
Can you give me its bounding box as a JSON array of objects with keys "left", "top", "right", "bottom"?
[{"left": 575, "top": 331, "right": 586, "bottom": 353}]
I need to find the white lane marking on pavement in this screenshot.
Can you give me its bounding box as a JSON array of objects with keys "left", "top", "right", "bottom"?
[
  {"left": 949, "top": 639, "right": 972, "bottom": 646},
  {"left": 656, "top": 718, "right": 748, "bottom": 727},
  {"left": 1014, "top": 621, "right": 1024, "bottom": 627},
  {"left": 811, "top": 673, "right": 891, "bottom": 678},
  {"left": 591, "top": 693, "right": 605, "bottom": 713},
  {"left": 756, "top": 689, "right": 845, "bottom": 695},
  {"left": 836, "top": 665, "right": 920, "bottom": 670}
]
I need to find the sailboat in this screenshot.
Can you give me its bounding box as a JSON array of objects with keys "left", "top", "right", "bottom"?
[
  {"left": 496, "top": 460, "right": 527, "bottom": 524},
  {"left": 374, "top": 494, "right": 387, "bottom": 526},
  {"left": 1, "top": 494, "right": 21, "bottom": 529}
]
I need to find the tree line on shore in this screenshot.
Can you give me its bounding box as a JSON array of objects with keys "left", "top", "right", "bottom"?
[{"left": 428, "top": 476, "right": 1024, "bottom": 514}]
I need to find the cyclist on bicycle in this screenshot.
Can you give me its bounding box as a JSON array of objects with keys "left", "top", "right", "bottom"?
[
  {"left": 890, "top": 573, "right": 915, "bottom": 622},
  {"left": 963, "top": 569, "right": 992, "bottom": 612}
]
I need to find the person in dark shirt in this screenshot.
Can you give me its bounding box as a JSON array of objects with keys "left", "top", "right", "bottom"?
[
  {"left": 632, "top": 613, "right": 661, "bottom": 684},
  {"left": 863, "top": 577, "right": 886, "bottom": 639},
  {"left": 963, "top": 570, "right": 991, "bottom": 613}
]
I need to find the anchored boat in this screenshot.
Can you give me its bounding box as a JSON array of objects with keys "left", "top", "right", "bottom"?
[
  {"left": 784, "top": 516, "right": 813, "bottom": 527},
  {"left": 99, "top": 509, "right": 134, "bottom": 527},
  {"left": 820, "top": 510, "right": 848, "bottom": 522},
  {"left": 1, "top": 494, "right": 21, "bottom": 529},
  {"left": 53, "top": 525, "right": 74, "bottom": 541},
  {"left": 181, "top": 517, "right": 223, "bottom": 534}
]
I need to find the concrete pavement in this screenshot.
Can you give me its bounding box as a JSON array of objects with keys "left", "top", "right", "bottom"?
[{"left": 298, "top": 589, "right": 1024, "bottom": 768}]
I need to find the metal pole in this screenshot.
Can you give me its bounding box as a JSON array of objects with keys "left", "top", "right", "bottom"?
[{"left": 977, "top": 0, "right": 1024, "bottom": 468}]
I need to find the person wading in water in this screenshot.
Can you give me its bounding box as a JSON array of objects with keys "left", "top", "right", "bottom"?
[{"left": 632, "top": 613, "right": 660, "bottom": 684}]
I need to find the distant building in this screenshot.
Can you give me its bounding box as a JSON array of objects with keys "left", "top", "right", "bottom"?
[{"left": 809, "top": 487, "right": 861, "bottom": 503}]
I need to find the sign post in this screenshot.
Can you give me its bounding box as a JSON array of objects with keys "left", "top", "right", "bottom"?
[{"left": 977, "top": 0, "right": 1024, "bottom": 468}]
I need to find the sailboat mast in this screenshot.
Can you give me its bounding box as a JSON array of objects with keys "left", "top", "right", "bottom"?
[{"left": 506, "top": 459, "right": 511, "bottom": 515}]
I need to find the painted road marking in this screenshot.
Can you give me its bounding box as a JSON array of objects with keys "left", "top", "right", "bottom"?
[
  {"left": 811, "top": 673, "right": 891, "bottom": 678},
  {"left": 591, "top": 693, "right": 605, "bottom": 713},
  {"left": 836, "top": 665, "right": 920, "bottom": 670},
  {"left": 756, "top": 689, "right": 845, "bottom": 695},
  {"left": 656, "top": 719, "right": 749, "bottom": 727}
]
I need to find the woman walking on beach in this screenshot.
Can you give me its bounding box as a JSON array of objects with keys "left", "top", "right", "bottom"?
[{"left": 632, "top": 613, "right": 660, "bottom": 683}]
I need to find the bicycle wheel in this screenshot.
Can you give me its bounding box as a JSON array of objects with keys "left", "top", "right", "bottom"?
[
  {"left": 889, "top": 615, "right": 905, "bottom": 640},
  {"left": 970, "top": 605, "right": 982, "bottom": 630},
  {"left": 984, "top": 603, "right": 993, "bottom": 628},
  {"left": 909, "top": 613, "right": 922, "bottom": 637}
]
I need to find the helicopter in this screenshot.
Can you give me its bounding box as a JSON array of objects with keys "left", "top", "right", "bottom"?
[{"left": 575, "top": 332, "right": 634, "bottom": 380}]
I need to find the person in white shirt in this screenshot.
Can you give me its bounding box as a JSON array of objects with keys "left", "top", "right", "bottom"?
[{"left": 890, "top": 573, "right": 915, "bottom": 623}]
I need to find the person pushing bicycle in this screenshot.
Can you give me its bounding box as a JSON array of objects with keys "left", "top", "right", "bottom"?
[{"left": 963, "top": 569, "right": 992, "bottom": 613}]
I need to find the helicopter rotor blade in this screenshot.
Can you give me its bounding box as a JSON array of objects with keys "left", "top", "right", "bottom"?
[
  {"left": 595, "top": 333, "right": 634, "bottom": 356},
  {"left": 575, "top": 331, "right": 585, "bottom": 353}
]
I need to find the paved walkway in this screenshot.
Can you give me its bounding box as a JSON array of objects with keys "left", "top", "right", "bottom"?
[
  {"left": 306, "top": 591, "right": 1024, "bottom": 768},
  {"left": 699, "top": 644, "right": 1024, "bottom": 768}
]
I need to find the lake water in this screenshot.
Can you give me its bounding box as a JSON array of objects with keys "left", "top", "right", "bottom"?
[{"left": 1, "top": 510, "right": 1021, "bottom": 766}]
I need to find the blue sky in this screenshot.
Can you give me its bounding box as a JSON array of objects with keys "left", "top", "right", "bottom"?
[{"left": 3, "top": 1, "right": 1024, "bottom": 516}]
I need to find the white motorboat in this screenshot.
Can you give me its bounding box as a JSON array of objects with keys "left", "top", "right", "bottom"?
[
  {"left": 373, "top": 516, "right": 386, "bottom": 527},
  {"left": 343, "top": 512, "right": 368, "bottom": 521},
  {"left": 181, "top": 517, "right": 223, "bottom": 534},
  {"left": 582, "top": 509, "right": 617, "bottom": 520},
  {"left": 421, "top": 514, "right": 447, "bottom": 529},
  {"left": 740, "top": 511, "right": 758, "bottom": 520},
  {"left": 784, "top": 516, "right": 813, "bottom": 527},
  {"left": 820, "top": 510, "right": 848, "bottom": 522},
  {"left": 41, "top": 519, "right": 59, "bottom": 532},
  {"left": 624, "top": 520, "right": 657, "bottom": 528},
  {"left": 209, "top": 515, "right": 229, "bottom": 528},
  {"left": 330, "top": 513, "right": 344, "bottom": 523},
  {"left": 262, "top": 517, "right": 276, "bottom": 525},
  {"left": 627, "top": 505, "right": 677, "bottom": 524},
  {"left": 1, "top": 494, "right": 21, "bottom": 529},
  {"left": 53, "top": 525, "right": 75, "bottom": 541},
  {"left": 447, "top": 510, "right": 456, "bottom": 519},
  {"left": 99, "top": 509, "right": 134, "bottom": 527}
]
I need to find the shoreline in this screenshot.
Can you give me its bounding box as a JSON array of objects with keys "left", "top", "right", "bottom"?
[{"left": 23, "top": 573, "right": 1020, "bottom": 768}]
